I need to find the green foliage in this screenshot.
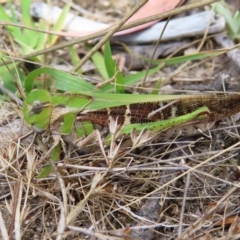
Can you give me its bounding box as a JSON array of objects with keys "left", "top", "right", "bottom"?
[
  {"left": 0, "top": 2, "right": 42, "bottom": 55},
  {"left": 89, "top": 45, "right": 109, "bottom": 80},
  {"left": 213, "top": 0, "right": 240, "bottom": 40},
  {"left": 0, "top": 0, "right": 70, "bottom": 92},
  {"left": 104, "top": 41, "right": 124, "bottom": 93},
  {"left": 38, "top": 144, "right": 61, "bottom": 179}
]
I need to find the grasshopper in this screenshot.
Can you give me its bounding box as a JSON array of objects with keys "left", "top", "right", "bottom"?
[
  {"left": 23, "top": 89, "right": 240, "bottom": 150},
  {"left": 22, "top": 86, "right": 240, "bottom": 177}
]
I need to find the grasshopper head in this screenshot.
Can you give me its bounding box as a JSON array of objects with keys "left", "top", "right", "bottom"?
[{"left": 23, "top": 89, "right": 52, "bottom": 133}]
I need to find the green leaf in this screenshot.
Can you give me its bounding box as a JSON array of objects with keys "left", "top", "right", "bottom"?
[
  {"left": 0, "top": 3, "right": 24, "bottom": 44},
  {"left": 24, "top": 67, "right": 101, "bottom": 94},
  {"left": 100, "top": 63, "right": 163, "bottom": 92},
  {"left": 21, "top": 0, "right": 40, "bottom": 49},
  {"left": 38, "top": 164, "right": 52, "bottom": 179},
  {"left": 69, "top": 46, "right": 82, "bottom": 73},
  {"left": 213, "top": 1, "right": 240, "bottom": 39},
  {"left": 75, "top": 122, "right": 94, "bottom": 138},
  {"left": 156, "top": 50, "right": 224, "bottom": 65},
  {"left": 104, "top": 41, "right": 115, "bottom": 78},
  {"left": 104, "top": 41, "right": 124, "bottom": 93},
  {"left": 49, "top": 1, "right": 71, "bottom": 45},
  {"left": 151, "top": 77, "right": 162, "bottom": 95},
  {"left": 35, "top": 19, "right": 48, "bottom": 51},
  {"left": 90, "top": 47, "right": 109, "bottom": 80},
  {"left": 38, "top": 143, "right": 61, "bottom": 179}
]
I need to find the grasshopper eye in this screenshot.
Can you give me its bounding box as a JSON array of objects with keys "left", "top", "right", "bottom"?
[{"left": 32, "top": 100, "right": 43, "bottom": 114}]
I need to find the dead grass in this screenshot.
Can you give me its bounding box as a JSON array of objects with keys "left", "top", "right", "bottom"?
[{"left": 1, "top": 100, "right": 240, "bottom": 239}]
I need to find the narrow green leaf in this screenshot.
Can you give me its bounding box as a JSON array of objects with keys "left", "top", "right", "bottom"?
[
  {"left": 100, "top": 63, "right": 163, "bottom": 92},
  {"left": 38, "top": 165, "right": 52, "bottom": 179},
  {"left": 69, "top": 46, "right": 82, "bottom": 74},
  {"left": 24, "top": 67, "right": 101, "bottom": 94},
  {"left": 104, "top": 41, "right": 124, "bottom": 93},
  {"left": 1, "top": 3, "right": 24, "bottom": 43},
  {"left": 104, "top": 41, "right": 115, "bottom": 78},
  {"left": 155, "top": 50, "right": 224, "bottom": 65},
  {"left": 151, "top": 78, "right": 162, "bottom": 95},
  {"left": 38, "top": 144, "right": 61, "bottom": 178},
  {"left": 75, "top": 122, "right": 94, "bottom": 138},
  {"left": 35, "top": 19, "right": 48, "bottom": 51},
  {"left": 90, "top": 47, "right": 109, "bottom": 80},
  {"left": 21, "top": 0, "right": 40, "bottom": 48},
  {"left": 21, "top": 0, "right": 34, "bottom": 27},
  {"left": 49, "top": 1, "right": 71, "bottom": 45}
]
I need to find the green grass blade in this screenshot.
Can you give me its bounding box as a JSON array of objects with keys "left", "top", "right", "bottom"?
[
  {"left": 21, "top": 0, "right": 40, "bottom": 48},
  {"left": 0, "top": 59, "right": 25, "bottom": 92},
  {"left": 24, "top": 67, "right": 101, "bottom": 94},
  {"left": 104, "top": 41, "right": 124, "bottom": 93},
  {"left": 21, "top": 0, "right": 34, "bottom": 27},
  {"left": 38, "top": 165, "right": 52, "bottom": 179},
  {"left": 38, "top": 144, "right": 61, "bottom": 178},
  {"left": 49, "top": 1, "right": 71, "bottom": 45},
  {"left": 69, "top": 46, "right": 82, "bottom": 74},
  {"left": 156, "top": 50, "right": 224, "bottom": 65},
  {"left": 34, "top": 19, "right": 48, "bottom": 51},
  {"left": 0, "top": 4, "right": 24, "bottom": 43},
  {"left": 104, "top": 41, "right": 115, "bottom": 78},
  {"left": 151, "top": 78, "right": 162, "bottom": 95},
  {"left": 89, "top": 46, "right": 109, "bottom": 80},
  {"left": 213, "top": 1, "right": 237, "bottom": 37},
  {"left": 100, "top": 63, "right": 163, "bottom": 92}
]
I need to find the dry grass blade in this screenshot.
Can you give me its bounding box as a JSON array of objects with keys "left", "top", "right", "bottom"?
[
  {"left": 0, "top": 208, "right": 9, "bottom": 240},
  {"left": 2, "top": 92, "right": 240, "bottom": 239},
  {"left": 179, "top": 185, "right": 239, "bottom": 239}
]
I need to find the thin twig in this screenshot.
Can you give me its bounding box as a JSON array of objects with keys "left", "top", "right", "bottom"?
[{"left": 178, "top": 171, "right": 191, "bottom": 237}]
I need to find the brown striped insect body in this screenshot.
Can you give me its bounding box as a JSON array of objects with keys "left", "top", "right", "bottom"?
[{"left": 77, "top": 93, "right": 240, "bottom": 135}]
